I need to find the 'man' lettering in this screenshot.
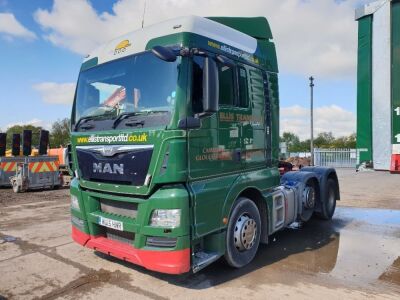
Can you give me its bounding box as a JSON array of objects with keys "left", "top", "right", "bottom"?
[{"left": 93, "top": 163, "right": 124, "bottom": 175}]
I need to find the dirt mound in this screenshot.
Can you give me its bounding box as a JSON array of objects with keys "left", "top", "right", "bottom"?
[{"left": 286, "top": 157, "right": 311, "bottom": 168}]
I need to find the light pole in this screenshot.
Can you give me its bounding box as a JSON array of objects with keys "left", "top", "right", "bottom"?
[
  {"left": 309, "top": 76, "right": 314, "bottom": 166},
  {"left": 141, "top": 0, "right": 147, "bottom": 28}
]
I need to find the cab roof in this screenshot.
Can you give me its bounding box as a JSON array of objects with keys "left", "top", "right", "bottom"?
[{"left": 84, "top": 15, "right": 258, "bottom": 65}]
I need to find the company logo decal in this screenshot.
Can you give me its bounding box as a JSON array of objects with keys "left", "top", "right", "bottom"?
[
  {"left": 207, "top": 40, "right": 260, "bottom": 65},
  {"left": 77, "top": 133, "right": 148, "bottom": 144},
  {"left": 114, "top": 39, "right": 131, "bottom": 55},
  {"left": 219, "top": 112, "right": 262, "bottom": 125}
]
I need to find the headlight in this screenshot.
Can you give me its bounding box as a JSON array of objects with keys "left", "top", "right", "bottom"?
[
  {"left": 150, "top": 209, "right": 181, "bottom": 228},
  {"left": 71, "top": 195, "right": 80, "bottom": 211}
]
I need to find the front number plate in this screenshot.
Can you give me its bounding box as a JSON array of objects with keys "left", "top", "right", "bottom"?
[{"left": 99, "top": 216, "right": 123, "bottom": 231}]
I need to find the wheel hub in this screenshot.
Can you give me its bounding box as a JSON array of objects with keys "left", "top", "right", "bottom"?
[
  {"left": 303, "top": 186, "right": 316, "bottom": 209},
  {"left": 233, "top": 214, "right": 257, "bottom": 252}
]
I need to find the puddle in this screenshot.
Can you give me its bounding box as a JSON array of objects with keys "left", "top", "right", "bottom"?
[{"left": 161, "top": 207, "right": 400, "bottom": 290}]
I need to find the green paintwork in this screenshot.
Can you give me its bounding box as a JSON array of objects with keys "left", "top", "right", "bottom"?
[
  {"left": 71, "top": 177, "right": 190, "bottom": 250},
  {"left": 72, "top": 130, "right": 188, "bottom": 196},
  {"left": 392, "top": 2, "right": 400, "bottom": 146},
  {"left": 209, "top": 17, "right": 278, "bottom": 73},
  {"left": 70, "top": 18, "right": 281, "bottom": 264},
  {"left": 80, "top": 57, "right": 98, "bottom": 72},
  {"left": 207, "top": 17, "right": 273, "bottom": 40},
  {"left": 356, "top": 16, "right": 373, "bottom": 162}
]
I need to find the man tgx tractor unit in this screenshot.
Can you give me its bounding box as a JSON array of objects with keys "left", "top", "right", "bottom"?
[{"left": 69, "top": 16, "right": 340, "bottom": 274}]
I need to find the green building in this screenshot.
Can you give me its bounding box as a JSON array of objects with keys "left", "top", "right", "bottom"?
[{"left": 356, "top": 0, "right": 400, "bottom": 170}]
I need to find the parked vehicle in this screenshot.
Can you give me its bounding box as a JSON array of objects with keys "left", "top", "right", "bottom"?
[
  {"left": 0, "top": 130, "right": 63, "bottom": 191},
  {"left": 68, "top": 16, "right": 340, "bottom": 274}
]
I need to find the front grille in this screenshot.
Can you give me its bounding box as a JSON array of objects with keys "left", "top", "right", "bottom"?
[
  {"left": 76, "top": 147, "right": 153, "bottom": 186},
  {"left": 105, "top": 228, "right": 135, "bottom": 245},
  {"left": 100, "top": 199, "right": 138, "bottom": 218},
  {"left": 146, "top": 237, "right": 177, "bottom": 248}
]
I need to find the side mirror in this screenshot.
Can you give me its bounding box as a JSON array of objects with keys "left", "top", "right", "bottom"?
[
  {"left": 151, "top": 46, "right": 177, "bottom": 62},
  {"left": 202, "top": 57, "right": 219, "bottom": 114}
]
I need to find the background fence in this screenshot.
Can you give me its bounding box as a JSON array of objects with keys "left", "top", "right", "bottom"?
[{"left": 314, "top": 148, "right": 357, "bottom": 168}]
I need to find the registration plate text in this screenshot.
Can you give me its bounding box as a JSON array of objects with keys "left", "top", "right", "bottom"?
[{"left": 99, "top": 216, "right": 123, "bottom": 231}]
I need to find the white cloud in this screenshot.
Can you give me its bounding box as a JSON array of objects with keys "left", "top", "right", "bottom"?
[
  {"left": 33, "top": 82, "right": 76, "bottom": 104},
  {"left": 34, "top": 0, "right": 366, "bottom": 79},
  {"left": 0, "top": 13, "right": 36, "bottom": 40},
  {"left": 281, "top": 105, "right": 356, "bottom": 140},
  {"left": 6, "top": 118, "right": 51, "bottom": 130}
]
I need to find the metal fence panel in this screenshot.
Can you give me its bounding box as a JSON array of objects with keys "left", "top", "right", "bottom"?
[{"left": 314, "top": 149, "right": 357, "bottom": 168}]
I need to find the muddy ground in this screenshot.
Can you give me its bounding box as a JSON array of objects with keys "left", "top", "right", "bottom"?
[{"left": 0, "top": 169, "right": 399, "bottom": 299}]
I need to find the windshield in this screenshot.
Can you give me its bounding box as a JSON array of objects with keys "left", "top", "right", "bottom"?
[{"left": 74, "top": 51, "right": 180, "bottom": 127}]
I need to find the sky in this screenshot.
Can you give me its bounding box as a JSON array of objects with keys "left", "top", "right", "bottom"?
[{"left": 0, "top": 0, "right": 371, "bottom": 139}]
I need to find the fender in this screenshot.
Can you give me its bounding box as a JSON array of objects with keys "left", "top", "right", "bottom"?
[
  {"left": 220, "top": 168, "right": 279, "bottom": 228},
  {"left": 280, "top": 171, "right": 321, "bottom": 222},
  {"left": 280, "top": 171, "right": 321, "bottom": 205}
]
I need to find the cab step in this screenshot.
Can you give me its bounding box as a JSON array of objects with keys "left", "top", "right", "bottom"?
[{"left": 192, "top": 251, "right": 220, "bottom": 273}]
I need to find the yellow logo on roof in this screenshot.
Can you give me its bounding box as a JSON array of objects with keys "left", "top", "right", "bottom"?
[{"left": 114, "top": 39, "right": 131, "bottom": 55}]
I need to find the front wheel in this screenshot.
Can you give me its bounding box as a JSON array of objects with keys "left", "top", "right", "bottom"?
[{"left": 224, "top": 197, "right": 261, "bottom": 268}]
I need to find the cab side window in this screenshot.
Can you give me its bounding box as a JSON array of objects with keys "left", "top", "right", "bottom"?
[
  {"left": 192, "top": 56, "right": 205, "bottom": 113},
  {"left": 218, "top": 63, "right": 235, "bottom": 106},
  {"left": 192, "top": 55, "right": 251, "bottom": 112},
  {"left": 238, "top": 66, "right": 249, "bottom": 108}
]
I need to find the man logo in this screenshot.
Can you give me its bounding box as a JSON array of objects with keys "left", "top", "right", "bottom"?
[{"left": 93, "top": 163, "right": 124, "bottom": 175}]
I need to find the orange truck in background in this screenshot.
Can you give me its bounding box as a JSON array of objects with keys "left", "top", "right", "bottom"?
[{"left": 48, "top": 148, "right": 68, "bottom": 173}]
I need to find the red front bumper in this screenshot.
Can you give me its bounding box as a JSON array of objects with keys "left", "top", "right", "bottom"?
[{"left": 72, "top": 226, "right": 190, "bottom": 274}]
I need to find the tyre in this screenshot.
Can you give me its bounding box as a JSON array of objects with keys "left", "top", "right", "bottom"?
[
  {"left": 224, "top": 197, "right": 261, "bottom": 268},
  {"left": 315, "top": 178, "right": 337, "bottom": 220}
]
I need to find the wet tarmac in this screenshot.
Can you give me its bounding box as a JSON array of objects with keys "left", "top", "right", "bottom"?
[
  {"left": 97, "top": 206, "right": 400, "bottom": 296},
  {"left": 1, "top": 187, "right": 400, "bottom": 299}
]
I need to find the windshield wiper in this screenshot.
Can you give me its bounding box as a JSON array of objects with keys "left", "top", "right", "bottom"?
[
  {"left": 126, "top": 120, "right": 145, "bottom": 127},
  {"left": 113, "top": 110, "right": 170, "bottom": 129},
  {"left": 112, "top": 112, "right": 141, "bottom": 129},
  {"left": 74, "top": 116, "right": 96, "bottom": 131},
  {"left": 74, "top": 114, "right": 112, "bottom": 131}
]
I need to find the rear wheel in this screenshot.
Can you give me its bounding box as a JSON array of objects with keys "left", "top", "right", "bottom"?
[
  {"left": 315, "top": 178, "right": 337, "bottom": 220},
  {"left": 224, "top": 197, "right": 261, "bottom": 268}
]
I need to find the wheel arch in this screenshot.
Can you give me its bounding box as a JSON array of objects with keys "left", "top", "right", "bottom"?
[
  {"left": 238, "top": 188, "right": 269, "bottom": 244},
  {"left": 220, "top": 169, "right": 280, "bottom": 244},
  {"left": 221, "top": 181, "right": 270, "bottom": 245},
  {"left": 281, "top": 170, "right": 322, "bottom": 215},
  {"left": 300, "top": 167, "right": 340, "bottom": 201}
]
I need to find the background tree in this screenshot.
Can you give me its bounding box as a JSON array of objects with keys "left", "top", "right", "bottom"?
[
  {"left": 50, "top": 118, "right": 70, "bottom": 147},
  {"left": 332, "top": 133, "right": 356, "bottom": 149},
  {"left": 280, "top": 132, "right": 357, "bottom": 155},
  {"left": 281, "top": 132, "right": 301, "bottom": 152},
  {"left": 314, "top": 132, "right": 335, "bottom": 148}
]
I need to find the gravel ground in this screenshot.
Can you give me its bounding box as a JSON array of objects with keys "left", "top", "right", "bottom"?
[
  {"left": 0, "top": 169, "right": 399, "bottom": 299},
  {"left": 337, "top": 169, "right": 400, "bottom": 210}
]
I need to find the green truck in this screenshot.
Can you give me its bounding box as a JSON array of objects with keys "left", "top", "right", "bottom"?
[{"left": 69, "top": 16, "right": 340, "bottom": 274}]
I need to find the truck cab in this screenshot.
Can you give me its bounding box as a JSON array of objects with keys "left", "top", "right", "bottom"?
[{"left": 69, "top": 16, "right": 339, "bottom": 274}]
